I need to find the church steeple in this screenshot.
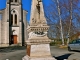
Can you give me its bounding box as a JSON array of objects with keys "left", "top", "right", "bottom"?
[{"left": 30, "top": 0, "right": 47, "bottom": 25}]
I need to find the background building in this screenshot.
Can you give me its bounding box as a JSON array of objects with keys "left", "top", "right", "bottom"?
[{"left": 0, "top": 0, "right": 28, "bottom": 47}]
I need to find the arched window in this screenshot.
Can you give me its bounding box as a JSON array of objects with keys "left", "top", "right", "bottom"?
[
  {"left": 11, "top": 9, "right": 18, "bottom": 26},
  {"left": 15, "top": 0, "right": 17, "bottom": 2},
  {"left": 15, "top": 14, "right": 17, "bottom": 25},
  {"left": 11, "top": 14, "right": 13, "bottom": 25}
]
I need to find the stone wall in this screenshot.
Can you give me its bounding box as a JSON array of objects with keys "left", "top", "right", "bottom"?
[
  {"left": 0, "top": 10, "right": 3, "bottom": 46},
  {"left": 0, "top": 20, "right": 1, "bottom": 46},
  {"left": 1, "top": 10, "right": 6, "bottom": 44},
  {"left": 23, "top": 10, "right": 28, "bottom": 42}
]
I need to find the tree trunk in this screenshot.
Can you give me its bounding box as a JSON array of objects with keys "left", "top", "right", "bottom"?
[
  {"left": 56, "top": 0, "right": 64, "bottom": 45},
  {"left": 67, "top": 0, "right": 73, "bottom": 45}
]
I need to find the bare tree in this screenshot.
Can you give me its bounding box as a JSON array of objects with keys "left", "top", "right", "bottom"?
[
  {"left": 44, "top": 0, "right": 80, "bottom": 45},
  {"left": 56, "top": 0, "right": 64, "bottom": 45},
  {"left": 67, "top": 0, "right": 73, "bottom": 45}
]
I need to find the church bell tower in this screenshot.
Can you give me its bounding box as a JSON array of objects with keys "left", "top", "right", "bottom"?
[
  {"left": 6, "top": 0, "right": 27, "bottom": 46},
  {"left": 23, "top": 0, "right": 56, "bottom": 60},
  {"left": 0, "top": 0, "right": 27, "bottom": 47}
]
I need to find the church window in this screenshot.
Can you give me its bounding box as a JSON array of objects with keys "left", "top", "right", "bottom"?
[
  {"left": 15, "top": 14, "right": 17, "bottom": 25},
  {"left": 0, "top": 14, "right": 2, "bottom": 20},
  {"left": 11, "top": 14, "right": 13, "bottom": 25},
  {"left": 15, "top": 0, "right": 17, "bottom": 2},
  {"left": 13, "top": 10, "right": 15, "bottom": 13}
]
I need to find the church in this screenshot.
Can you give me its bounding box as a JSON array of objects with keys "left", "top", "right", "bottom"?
[{"left": 0, "top": 0, "right": 28, "bottom": 47}]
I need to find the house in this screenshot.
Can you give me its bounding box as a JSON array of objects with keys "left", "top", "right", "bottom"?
[{"left": 70, "top": 32, "right": 80, "bottom": 40}]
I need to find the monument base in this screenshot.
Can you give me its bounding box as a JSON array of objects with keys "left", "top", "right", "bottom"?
[
  {"left": 22, "top": 44, "right": 56, "bottom": 60},
  {"left": 22, "top": 55, "right": 56, "bottom": 60}
]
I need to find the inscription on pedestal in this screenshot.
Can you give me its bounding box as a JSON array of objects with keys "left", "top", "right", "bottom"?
[{"left": 30, "top": 44, "right": 51, "bottom": 56}]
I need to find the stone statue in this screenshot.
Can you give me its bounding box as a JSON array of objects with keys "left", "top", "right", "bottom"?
[{"left": 36, "top": 0, "right": 42, "bottom": 19}]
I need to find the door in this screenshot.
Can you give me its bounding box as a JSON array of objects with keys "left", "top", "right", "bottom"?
[
  {"left": 13, "top": 35, "right": 17, "bottom": 44},
  {"left": 11, "top": 35, "right": 17, "bottom": 44}
]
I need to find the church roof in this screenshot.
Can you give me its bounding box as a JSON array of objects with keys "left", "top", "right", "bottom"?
[
  {"left": 0, "top": 9, "right": 5, "bottom": 13},
  {"left": 23, "top": 10, "right": 28, "bottom": 13}
]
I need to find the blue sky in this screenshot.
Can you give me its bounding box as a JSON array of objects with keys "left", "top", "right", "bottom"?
[{"left": 0, "top": 0, "right": 51, "bottom": 21}]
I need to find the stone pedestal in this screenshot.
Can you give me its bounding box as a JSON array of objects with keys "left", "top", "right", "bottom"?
[
  {"left": 22, "top": 44, "right": 56, "bottom": 60},
  {"left": 23, "top": 55, "right": 56, "bottom": 60},
  {"left": 30, "top": 44, "right": 51, "bottom": 57}
]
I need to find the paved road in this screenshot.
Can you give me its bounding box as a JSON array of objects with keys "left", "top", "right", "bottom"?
[
  {"left": 50, "top": 46, "right": 80, "bottom": 60},
  {"left": 0, "top": 46, "right": 80, "bottom": 60}
]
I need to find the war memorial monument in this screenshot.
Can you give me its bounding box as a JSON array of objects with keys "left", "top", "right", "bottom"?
[{"left": 23, "top": 0, "right": 56, "bottom": 60}]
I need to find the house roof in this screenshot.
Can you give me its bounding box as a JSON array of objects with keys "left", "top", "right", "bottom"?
[{"left": 70, "top": 32, "right": 80, "bottom": 40}]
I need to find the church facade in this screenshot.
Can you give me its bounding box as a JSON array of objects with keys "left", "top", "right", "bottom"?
[{"left": 0, "top": 0, "right": 28, "bottom": 47}]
